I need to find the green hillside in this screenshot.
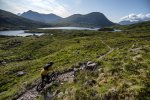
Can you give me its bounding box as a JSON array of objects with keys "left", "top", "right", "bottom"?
[
  {"left": 0, "top": 24, "right": 150, "bottom": 100},
  {"left": 114, "top": 21, "right": 150, "bottom": 32}
]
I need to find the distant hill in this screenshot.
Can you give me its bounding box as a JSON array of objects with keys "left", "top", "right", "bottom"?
[
  {"left": 0, "top": 9, "right": 50, "bottom": 30},
  {"left": 119, "top": 20, "right": 148, "bottom": 25},
  {"left": 20, "top": 10, "right": 62, "bottom": 23},
  {"left": 119, "top": 20, "right": 137, "bottom": 25},
  {"left": 124, "top": 21, "right": 150, "bottom": 31},
  {"left": 114, "top": 21, "right": 150, "bottom": 31},
  {"left": 119, "top": 13, "right": 150, "bottom": 25},
  {"left": 54, "top": 12, "right": 115, "bottom": 27}
]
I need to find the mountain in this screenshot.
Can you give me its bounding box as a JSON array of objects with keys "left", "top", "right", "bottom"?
[
  {"left": 119, "top": 20, "right": 146, "bottom": 25},
  {"left": 20, "top": 10, "right": 62, "bottom": 23},
  {"left": 119, "top": 20, "right": 150, "bottom": 25},
  {"left": 119, "top": 20, "right": 137, "bottom": 25},
  {"left": 0, "top": 9, "right": 50, "bottom": 30},
  {"left": 54, "top": 12, "right": 115, "bottom": 27},
  {"left": 114, "top": 21, "right": 150, "bottom": 31},
  {"left": 124, "top": 21, "right": 150, "bottom": 31},
  {"left": 119, "top": 13, "right": 150, "bottom": 25}
]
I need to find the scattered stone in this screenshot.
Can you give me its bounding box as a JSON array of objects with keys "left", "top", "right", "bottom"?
[
  {"left": 65, "top": 89, "right": 69, "bottom": 95},
  {"left": 97, "top": 73, "right": 105, "bottom": 81},
  {"left": 57, "top": 92, "right": 63, "bottom": 98},
  {"left": 53, "top": 90, "right": 60, "bottom": 97},
  {"left": 85, "top": 61, "right": 98, "bottom": 71},
  {"left": 0, "top": 60, "right": 6, "bottom": 65},
  {"left": 44, "top": 92, "right": 52, "bottom": 100},
  {"left": 16, "top": 87, "right": 39, "bottom": 100},
  {"left": 98, "top": 68, "right": 104, "bottom": 73},
  {"left": 84, "top": 79, "right": 97, "bottom": 86},
  {"left": 73, "top": 68, "right": 78, "bottom": 71},
  {"left": 17, "top": 71, "right": 26, "bottom": 76}
]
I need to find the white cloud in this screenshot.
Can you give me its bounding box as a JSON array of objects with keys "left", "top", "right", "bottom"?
[
  {"left": 0, "top": 0, "right": 71, "bottom": 17},
  {"left": 120, "top": 13, "right": 150, "bottom": 22}
]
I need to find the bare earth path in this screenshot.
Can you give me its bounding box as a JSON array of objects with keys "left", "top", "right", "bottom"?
[
  {"left": 16, "top": 39, "right": 114, "bottom": 100},
  {"left": 99, "top": 40, "right": 114, "bottom": 59},
  {"left": 17, "top": 66, "right": 83, "bottom": 100}
]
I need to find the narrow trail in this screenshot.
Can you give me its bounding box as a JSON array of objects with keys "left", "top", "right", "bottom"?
[
  {"left": 16, "top": 39, "right": 114, "bottom": 100},
  {"left": 99, "top": 40, "right": 114, "bottom": 59},
  {"left": 17, "top": 87, "right": 39, "bottom": 100}
]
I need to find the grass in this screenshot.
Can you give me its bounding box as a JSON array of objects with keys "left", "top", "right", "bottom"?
[{"left": 0, "top": 25, "right": 150, "bottom": 100}]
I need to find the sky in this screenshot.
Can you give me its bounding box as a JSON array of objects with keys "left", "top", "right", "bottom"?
[{"left": 0, "top": 0, "right": 150, "bottom": 22}]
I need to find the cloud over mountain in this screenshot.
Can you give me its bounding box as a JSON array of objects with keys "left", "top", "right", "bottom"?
[
  {"left": 121, "top": 13, "right": 150, "bottom": 22},
  {"left": 119, "top": 13, "right": 150, "bottom": 25}
]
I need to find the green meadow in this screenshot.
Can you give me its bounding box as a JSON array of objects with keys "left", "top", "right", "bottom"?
[{"left": 0, "top": 22, "right": 150, "bottom": 99}]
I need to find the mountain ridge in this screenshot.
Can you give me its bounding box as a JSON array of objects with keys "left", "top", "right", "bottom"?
[
  {"left": 20, "top": 10, "right": 62, "bottom": 23},
  {"left": 54, "top": 12, "right": 115, "bottom": 27},
  {"left": 20, "top": 10, "right": 115, "bottom": 27},
  {"left": 0, "top": 9, "right": 50, "bottom": 30}
]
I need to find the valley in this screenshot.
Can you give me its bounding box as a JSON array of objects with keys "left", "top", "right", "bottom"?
[
  {"left": 0, "top": 0, "right": 150, "bottom": 99},
  {"left": 0, "top": 22, "right": 150, "bottom": 99}
]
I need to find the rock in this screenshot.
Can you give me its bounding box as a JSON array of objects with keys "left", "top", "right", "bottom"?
[
  {"left": 45, "top": 92, "right": 52, "bottom": 100},
  {"left": 65, "top": 89, "right": 69, "bottom": 95},
  {"left": 97, "top": 73, "right": 105, "bottom": 81},
  {"left": 84, "top": 79, "right": 96, "bottom": 86},
  {"left": 85, "top": 61, "right": 98, "bottom": 71},
  {"left": 53, "top": 90, "right": 60, "bottom": 97},
  {"left": 57, "top": 92, "right": 64, "bottom": 98},
  {"left": 98, "top": 68, "right": 104, "bottom": 73},
  {"left": 0, "top": 60, "right": 6, "bottom": 65},
  {"left": 73, "top": 68, "right": 78, "bottom": 71},
  {"left": 17, "top": 71, "right": 26, "bottom": 76}
]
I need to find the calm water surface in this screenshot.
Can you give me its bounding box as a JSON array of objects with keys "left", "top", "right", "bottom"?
[
  {"left": 0, "top": 30, "right": 44, "bottom": 37},
  {"left": 39, "top": 27, "right": 100, "bottom": 30},
  {"left": 0, "top": 27, "right": 121, "bottom": 36}
]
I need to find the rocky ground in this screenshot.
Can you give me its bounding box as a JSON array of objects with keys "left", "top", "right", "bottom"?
[{"left": 16, "top": 61, "right": 99, "bottom": 100}]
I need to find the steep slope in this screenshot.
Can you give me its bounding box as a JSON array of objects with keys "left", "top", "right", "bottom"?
[
  {"left": 0, "top": 9, "right": 50, "bottom": 30},
  {"left": 21, "top": 10, "right": 62, "bottom": 23},
  {"left": 55, "top": 12, "right": 115, "bottom": 27}
]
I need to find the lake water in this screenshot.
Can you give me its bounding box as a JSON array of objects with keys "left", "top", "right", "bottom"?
[
  {"left": 39, "top": 27, "right": 121, "bottom": 32},
  {"left": 39, "top": 27, "right": 100, "bottom": 30},
  {"left": 0, "top": 27, "right": 121, "bottom": 37},
  {"left": 0, "top": 27, "right": 99, "bottom": 37},
  {"left": 0, "top": 30, "right": 44, "bottom": 37}
]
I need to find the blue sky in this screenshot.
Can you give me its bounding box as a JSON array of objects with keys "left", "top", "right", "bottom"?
[{"left": 0, "top": 0, "right": 150, "bottom": 22}]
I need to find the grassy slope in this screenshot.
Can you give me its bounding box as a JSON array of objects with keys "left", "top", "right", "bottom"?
[
  {"left": 113, "top": 21, "right": 150, "bottom": 32},
  {"left": 0, "top": 27, "right": 150, "bottom": 99}
]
